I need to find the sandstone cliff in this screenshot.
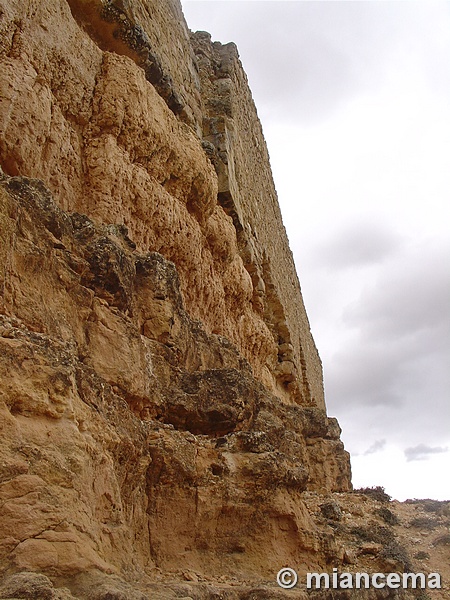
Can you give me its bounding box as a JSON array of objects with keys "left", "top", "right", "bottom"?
[{"left": 0, "top": 1, "right": 448, "bottom": 599}]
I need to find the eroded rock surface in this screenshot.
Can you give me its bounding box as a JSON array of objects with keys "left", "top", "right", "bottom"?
[
  {"left": 0, "top": 174, "right": 350, "bottom": 591},
  {"left": 0, "top": 0, "right": 323, "bottom": 407},
  {"left": 0, "top": 1, "right": 447, "bottom": 599}
]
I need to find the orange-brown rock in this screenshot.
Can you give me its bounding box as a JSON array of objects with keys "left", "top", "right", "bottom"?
[
  {"left": 0, "top": 1, "right": 447, "bottom": 599},
  {"left": 0, "top": 0, "right": 323, "bottom": 408},
  {"left": 0, "top": 174, "right": 350, "bottom": 595}
]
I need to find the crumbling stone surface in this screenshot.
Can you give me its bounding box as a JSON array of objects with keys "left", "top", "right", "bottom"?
[
  {"left": 0, "top": 1, "right": 446, "bottom": 599},
  {"left": 1, "top": 172, "right": 444, "bottom": 599},
  {"left": 0, "top": 572, "right": 79, "bottom": 599},
  {"left": 191, "top": 31, "right": 325, "bottom": 408},
  {"left": 0, "top": 0, "right": 324, "bottom": 409},
  {"left": 0, "top": 175, "right": 350, "bottom": 594}
]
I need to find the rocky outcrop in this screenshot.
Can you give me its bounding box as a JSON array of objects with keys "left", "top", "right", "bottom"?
[
  {"left": 0, "top": 172, "right": 349, "bottom": 589},
  {"left": 191, "top": 31, "right": 324, "bottom": 408},
  {"left": 0, "top": 1, "right": 447, "bottom": 599},
  {"left": 0, "top": 0, "right": 323, "bottom": 409}
]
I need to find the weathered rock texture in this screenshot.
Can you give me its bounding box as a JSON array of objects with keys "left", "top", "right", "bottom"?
[
  {"left": 0, "top": 1, "right": 447, "bottom": 599},
  {"left": 0, "top": 169, "right": 350, "bottom": 593},
  {"left": 0, "top": 0, "right": 323, "bottom": 408}
]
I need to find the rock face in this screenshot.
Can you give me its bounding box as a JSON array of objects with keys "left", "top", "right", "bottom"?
[
  {"left": 0, "top": 1, "right": 447, "bottom": 599},
  {"left": 0, "top": 0, "right": 323, "bottom": 409},
  {"left": 0, "top": 167, "right": 349, "bottom": 593}
]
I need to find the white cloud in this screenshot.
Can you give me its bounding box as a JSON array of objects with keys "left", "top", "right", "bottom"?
[{"left": 352, "top": 446, "right": 450, "bottom": 501}]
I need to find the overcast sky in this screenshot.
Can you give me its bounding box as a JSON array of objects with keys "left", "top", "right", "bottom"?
[{"left": 180, "top": 0, "right": 450, "bottom": 501}]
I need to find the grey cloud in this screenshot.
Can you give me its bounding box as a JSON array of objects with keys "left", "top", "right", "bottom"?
[
  {"left": 364, "top": 439, "right": 386, "bottom": 455},
  {"left": 342, "top": 241, "right": 450, "bottom": 340},
  {"left": 326, "top": 343, "right": 405, "bottom": 409},
  {"left": 312, "top": 220, "right": 403, "bottom": 270},
  {"left": 322, "top": 239, "right": 450, "bottom": 448},
  {"left": 404, "top": 444, "right": 448, "bottom": 462},
  {"left": 325, "top": 333, "right": 450, "bottom": 446},
  {"left": 325, "top": 334, "right": 450, "bottom": 446}
]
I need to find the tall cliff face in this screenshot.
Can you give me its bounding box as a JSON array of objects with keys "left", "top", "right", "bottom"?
[
  {"left": 0, "top": 0, "right": 324, "bottom": 410},
  {"left": 2, "top": 1, "right": 440, "bottom": 599}
]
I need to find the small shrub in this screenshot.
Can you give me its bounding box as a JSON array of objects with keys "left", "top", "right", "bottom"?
[
  {"left": 432, "top": 533, "right": 450, "bottom": 546},
  {"left": 413, "top": 550, "right": 430, "bottom": 560},
  {"left": 320, "top": 501, "right": 342, "bottom": 521},
  {"left": 409, "top": 517, "right": 438, "bottom": 530},
  {"left": 415, "top": 591, "right": 432, "bottom": 600},
  {"left": 350, "top": 522, "right": 394, "bottom": 545},
  {"left": 354, "top": 485, "right": 391, "bottom": 503},
  {"left": 422, "top": 500, "right": 445, "bottom": 513},
  {"left": 380, "top": 540, "right": 412, "bottom": 570},
  {"left": 377, "top": 506, "right": 399, "bottom": 525}
]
